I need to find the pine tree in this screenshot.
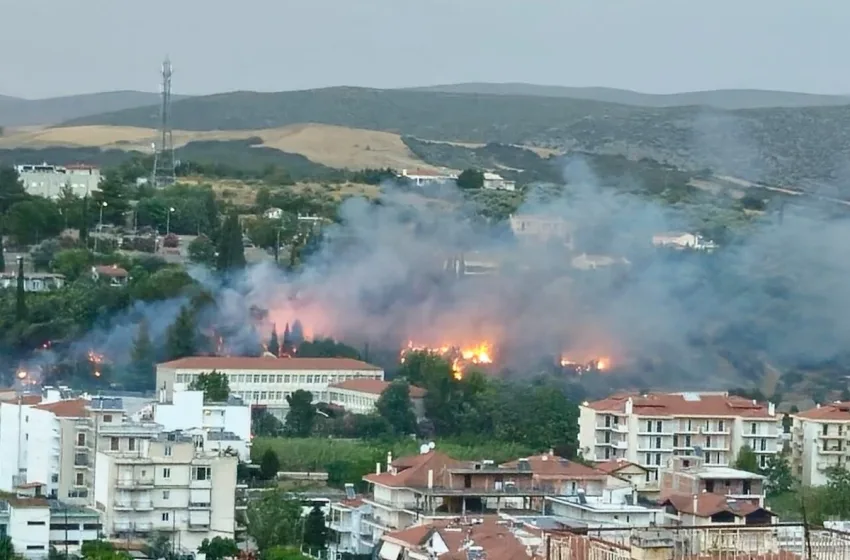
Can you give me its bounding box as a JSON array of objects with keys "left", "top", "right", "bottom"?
[
  {"left": 79, "top": 195, "right": 89, "bottom": 245},
  {"left": 268, "top": 324, "right": 280, "bottom": 357},
  {"left": 282, "top": 322, "right": 292, "bottom": 350},
  {"left": 165, "top": 306, "right": 198, "bottom": 360},
  {"left": 302, "top": 504, "right": 328, "bottom": 551},
  {"left": 215, "top": 213, "right": 246, "bottom": 272},
  {"left": 291, "top": 319, "right": 305, "bottom": 346},
  {"left": 15, "top": 256, "right": 26, "bottom": 321},
  {"left": 131, "top": 319, "right": 156, "bottom": 389}
]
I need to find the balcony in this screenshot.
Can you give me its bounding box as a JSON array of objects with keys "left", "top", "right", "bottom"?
[
  {"left": 612, "top": 440, "right": 628, "bottom": 449},
  {"left": 114, "top": 502, "right": 133, "bottom": 511},
  {"left": 135, "top": 501, "right": 153, "bottom": 511},
  {"left": 190, "top": 479, "right": 212, "bottom": 489},
  {"left": 329, "top": 521, "right": 352, "bottom": 533},
  {"left": 188, "top": 522, "right": 211, "bottom": 531},
  {"left": 116, "top": 478, "right": 154, "bottom": 489},
  {"left": 189, "top": 502, "right": 211, "bottom": 509},
  {"left": 819, "top": 446, "right": 845, "bottom": 455},
  {"left": 700, "top": 427, "right": 730, "bottom": 435}
]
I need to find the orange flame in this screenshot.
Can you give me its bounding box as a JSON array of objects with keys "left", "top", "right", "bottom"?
[
  {"left": 400, "top": 341, "right": 494, "bottom": 380},
  {"left": 560, "top": 355, "right": 611, "bottom": 374}
]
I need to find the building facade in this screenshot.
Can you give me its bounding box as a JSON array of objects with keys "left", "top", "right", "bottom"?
[
  {"left": 15, "top": 164, "right": 101, "bottom": 199},
  {"left": 482, "top": 172, "right": 516, "bottom": 191},
  {"left": 791, "top": 401, "right": 850, "bottom": 486},
  {"left": 398, "top": 169, "right": 458, "bottom": 186},
  {"left": 327, "top": 496, "right": 373, "bottom": 560},
  {"left": 156, "top": 357, "right": 385, "bottom": 420},
  {"left": 327, "top": 379, "right": 426, "bottom": 418},
  {"left": 579, "top": 392, "right": 781, "bottom": 487},
  {"left": 659, "top": 456, "right": 766, "bottom": 507},
  {"left": 0, "top": 273, "right": 65, "bottom": 292}
]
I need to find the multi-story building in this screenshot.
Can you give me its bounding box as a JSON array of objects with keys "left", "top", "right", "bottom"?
[
  {"left": 579, "top": 392, "right": 781, "bottom": 485},
  {"left": 327, "top": 493, "right": 373, "bottom": 560},
  {"left": 659, "top": 455, "right": 766, "bottom": 507},
  {"left": 14, "top": 163, "right": 101, "bottom": 199},
  {"left": 791, "top": 401, "right": 850, "bottom": 486},
  {"left": 94, "top": 426, "right": 238, "bottom": 552},
  {"left": 147, "top": 390, "right": 251, "bottom": 461},
  {"left": 156, "top": 356, "right": 384, "bottom": 421},
  {"left": 327, "top": 379, "right": 426, "bottom": 419}
]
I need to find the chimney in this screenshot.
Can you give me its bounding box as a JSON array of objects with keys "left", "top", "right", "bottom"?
[
  {"left": 693, "top": 494, "right": 699, "bottom": 518},
  {"left": 428, "top": 469, "right": 434, "bottom": 489},
  {"left": 387, "top": 451, "right": 392, "bottom": 469},
  {"left": 375, "top": 462, "right": 381, "bottom": 475},
  {"left": 768, "top": 402, "right": 775, "bottom": 416},
  {"left": 625, "top": 397, "right": 633, "bottom": 415}
]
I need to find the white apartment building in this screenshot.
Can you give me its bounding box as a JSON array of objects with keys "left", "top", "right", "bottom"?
[
  {"left": 579, "top": 392, "right": 781, "bottom": 486},
  {"left": 14, "top": 163, "right": 101, "bottom": 199},
  {"left": 156, "top": 356, "right": 384, "bottom": 421},
  {"left": 94, "top": 426, "right": 238, "bottom": 552},
  {"left": 328, "top": 379, "right": 426, "bottom": 419},
  {"left": 328, "top": 494, "right": 374, "bottom": 560},
  {"left": 791, "top": 401, "right": 850, "bottom": 486},
  {"left": 146, "top": 391, "right": 251, "bottom": 461},
  {"left": 398, "top": 169, "right": 458, "bottom": 186}
]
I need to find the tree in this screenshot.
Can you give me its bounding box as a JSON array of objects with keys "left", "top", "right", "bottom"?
[
  {"left": 763, "top": 454, "right": 793, "bottom": 497},
  {"left": 0, "top": 166, "right": 28, "bottom": 214},
  {"left": 456, "top": 169, "right": 484, "bottom": 190},
  {"left": 81, "top": 540, "right": 131, "bottom": 560},
  {"left": 291, "top": 320, "right": 305, "bottom": 346},
  {"left": 92, "top": 171, "right": 129, "bottom": 224},
  {"left": 216, "top": 213, "right": 246, "bottom": 272},
  {"left": 246, "top": 491, "right": 303, "bottom": 551},
  {"left": 268, "top": 324, "right": 280, "bottom": 356},
  {"left": 188, "top": 234, "right": 216, "bottom": 266},
  {"left": 15, "top": 256, "right": 25, "bottom": 322},
  {"left": 197, "top": 537, "right": 239, "bottom": 560},
  {"left": 79, "top": 195, "right": 90, "bottom": 245},
  {"left": 130, "top": 319, "right": 156, "bottom": 390},
  {"left": 297, "top": 338, "right": 360, "bottom": 359},
  {"left": 189, "top": 370, "right": 230, "bottom": 402},
  {"left": 263, "top": 547, "right": 309, "bottom": 560},
  {"left": 165, "top": 305, "right": 198, "bottom": 360},
  {"left": 5, "top": 198, "right": 64, "bottom": 245},
  {"left": 144, "top": 533, "right": 173, "bottom": 560},
  {"left": 733, "top": 445, "right": 760, "bottom": 473},
  {"left": 260, "top": 448, "right": 281, "bottom": 480},
  {"left": 0, "top": 233, "right": 5, "bottom": 273},
  {"left": 30, "top": 239, "right": 60, "bottom": 271},
  {"left": 255, "top": 187, "right": 272, "bottom": 212},
  {"left": 282, "top": 323, "right": 293, "bottom": 351},
  {"left": 302, "top": 504, "right": 328, "bottom": 551},
  {"left": 252, "top": 407, "right": 284, "bottom": 437},
  {"left": 375, "top": 380, "right": 417, "bottom": 435},
  {"left": 285, "top": 390, "right": 316, "bottom": 437},
  {"left": 0, "top": 535, "right": 14, "bottom": 560}
]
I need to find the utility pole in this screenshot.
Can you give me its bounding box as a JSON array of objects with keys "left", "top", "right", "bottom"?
[{"left": 152, "top": 57, "right": 177, "bottom": 188}]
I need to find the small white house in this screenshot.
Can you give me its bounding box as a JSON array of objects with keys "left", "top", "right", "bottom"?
[
  {"left": 652, "top": 232, "right": 717, "bottom": 252},
  {"left": 399, "top": 169, "right": 458, "bottom": 186},
  {"left": 483, "top": 172, "right": 516, "bottom": 191}
]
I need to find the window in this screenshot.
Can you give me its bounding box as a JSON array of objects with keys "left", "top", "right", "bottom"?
[
  {"left": 751, "top": 423, "right": 757, "bottom": 434},
  {"left": 685, "top": 435, "right": 691, "bottom": 447},
  {"left": 128, "top": 438, "right": 135, "bottom": 451},
  {"left": 75, "top": 473, "right": 84, "bottom": 485},
  {"left": 718, "top": 421, "right": 725, "bottom": 432},
  {"left": 27, "top": 521, "right": 46, "bottom": 526},
  {"left": 161, "top": 512, "right": 170, "bottom": 522},
  {"left": 655, "top": 436, "right": 661, "bottom": 449},
  {"left": 163, "top": 490, "right": 170, "bottom": 500},
  {"left": 51, "top": 474, "right": 59, "bottom": 483},
  {"left": 252, "top": 375, "right": 260, "bottom": 383},
  {"left": 26, "top": 546, "right": 45, "bottom": 550},
  {"left": 706, "top": 436, "right": 712, "bottom": 448},
  {"left": 823, "top": 424, "right": 829, "bottom": 436},
  {"left": 306, "top": 375, "right": 314, "bottom": 384},
  {"left": 284, "top": 375, "right": 291, "bottom": 383},
  {"left": 276, "top": 375, "right": 283, "bottom": 383},
  {"left": 656, "top": 421, "right": 662, "bottom": 433},
  {"left": 103, "top": 414, "right": 113, "bottom": 423},
  {"left": 261, "top": 375, "right": 268, "bottom": 383},
  {"left": 193, "top": 466, "right": 211, "bottom": 481},
  {"left": 76, "top": 433, "right": 86, "bottom": 446},
  {"left": 110, "top": 437, "right": 119, "bottom": 451},
  {"left": 646, "top": 420, "right": 652, "bottom": 433},
  {"left": 164, "top": 446, "right": 172, "bottom": 457},
  {"left": 687, "top": 419, "right": 692, "bottom": 431},
  {"left": 654, "top": 454, "right": 661, "bottom": 465},
  {"left": 673, "top": 436, "right": 678, "bottom": 447},
  {"left": 645, "top": 453, "right": 650, "bottom": 465},
  {"left": 162, "top": 468, "right": 171, "bottom": 479}
]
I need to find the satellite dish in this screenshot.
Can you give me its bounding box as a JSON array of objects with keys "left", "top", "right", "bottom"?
[
  {"left": 428, "top": 441, "right": 436, "bottom": 450},
  {"left": 419, "top": 444, "right": 430, "bottom": 455}
]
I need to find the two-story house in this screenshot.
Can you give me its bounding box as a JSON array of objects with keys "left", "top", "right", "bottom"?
[{"left": 660, "top": 456, "right": 766, "bottom": 508}]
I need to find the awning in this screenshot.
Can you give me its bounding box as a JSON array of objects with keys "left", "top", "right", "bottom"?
[{"left": 378, "top": 542, "right": 402, "bottom": 560}]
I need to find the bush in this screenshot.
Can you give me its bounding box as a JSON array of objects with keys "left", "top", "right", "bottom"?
[
  {"left": 163, "top": 233, "right": 180, "bottom": 248},
  {"left": 121, "top": 236, "right": 157, "bottom": 253}
]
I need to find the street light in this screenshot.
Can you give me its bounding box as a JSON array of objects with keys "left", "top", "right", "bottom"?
[
  {"left": 166, "top": 207, "right": 175, "bottom": 235},
  {"left": 98, "top": 201, "right": 108, "bottom": 232}
]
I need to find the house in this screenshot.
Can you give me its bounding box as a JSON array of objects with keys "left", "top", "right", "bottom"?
[
  {"left": 263, "top": 207, "right": 284, "bottom": 220},
  {"left": 399, "top": 169, "right": 459, "bottom": 186},
  {"left": 482, "top": 172, "right": 516, "bottom": 191},
  {"left": 659, "top": 455, "right": 766, "bottom": 507},
  {"left": 157, "top": 356, "right": 384, "bottom": 422},
  {"left": 790, "top": 401, "right": 850, "bottom": 486},
  {"left": 0, "top": 273, "right": 65, "bottom": 292},
  {"left": 595, "top": 459, "right": 653, "bottom": 493},
  {"left": 327, "top": 379, "right": 427, "bottom": 419},
  {"left": 579, "top": 392, "right": 781, "bottom": 487},
  {"left": 545, "top": 489, "right": 665, "bottom": 527},
  {"left": 91, "top": 265, "right": 129, "bottom": 286},
  {"left": 658, "top": 492, "right": 776, "bottom": 527},
  {"left": 508, "top": 214, "right": 575, "bottom": 249},
  {"left": 14, "top": 163, "right": 101, "bottom": 199},
  {"left": 652, "top": 232, "right": 717, "bottom": 252},
  {"left": 327, "top": 494, "right": 373, "bottom": 560}
]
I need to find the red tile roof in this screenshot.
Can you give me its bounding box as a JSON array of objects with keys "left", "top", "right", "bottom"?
[
  {"left": 659, "top": 492, "right": 772, "bottom": 518},
  {"left": 595, "top": 459, "right": 648, "bottom": 474},
  {"left": 587, "top": 392, "right": 775, "bottom": 418},
  {"left": 685, "top": 554, "right": 800, "bottom": 560},
  {"left": 364, "top": 451, "right": 467, "bottom": 488},
  {"left": 383, "top": 519, "right": 530, "bottom": 560},
  {"left": 94, "top": 265, "right": 128, "bottom": 277},
  {"left": 794, "top": 401, "right": 850, "bottom": 421},
  {"left": 502, "top": 453, "right": 608, "bottom": 479},
  {"left": 337, "top": 498, "right": 366, "bottom": 508},
  {"left": 34, "top": 398, "right": 88, "bottom": 418},
  {"left": 159, "top": 356, "right": 382, "bottom": 371},
  {"left": 329, "top": 378, "right": 426, "bottom": 398}
]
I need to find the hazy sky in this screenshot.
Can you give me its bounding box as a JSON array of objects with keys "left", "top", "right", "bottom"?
[{"left": 2, "top": 1, "right": 845, "bottom": 98}]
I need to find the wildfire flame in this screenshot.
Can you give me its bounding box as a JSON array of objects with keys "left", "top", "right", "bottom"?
[
  {"left": 400, "top": 341, "right": 494, "bottom": 380},
  {"left": 87, "top": 350, "right": 105, "bottom": 365},
  {"left": 559, "top": 356, "right": 611, "bottom": 374}
]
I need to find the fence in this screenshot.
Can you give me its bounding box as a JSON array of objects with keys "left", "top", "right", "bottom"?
[{"left": 544, "top": 523, "right": 850, "bottom": 560}]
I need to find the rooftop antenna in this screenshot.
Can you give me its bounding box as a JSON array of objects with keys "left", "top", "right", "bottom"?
[{"left": 151, "top": 56, "right": 176, "bottom": 187}]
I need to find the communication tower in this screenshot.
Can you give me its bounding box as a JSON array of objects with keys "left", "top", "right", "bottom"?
[{"left": 151, "top": 56, "right": 176, "bottom": 187}]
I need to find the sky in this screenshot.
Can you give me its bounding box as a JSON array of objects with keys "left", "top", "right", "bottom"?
[{"left": 2, "top": 0, "right": 846, "bottom": 99}]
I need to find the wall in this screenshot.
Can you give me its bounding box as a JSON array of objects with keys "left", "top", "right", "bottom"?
[
  {"left": 209, "top": 456, "right": 237, "bottom": 541},
  {"left": 154, "top": 391, "right": 251, "bottom": 443},
  {"left": 9, "top": 505, "right": 50, "bottom": 558}
]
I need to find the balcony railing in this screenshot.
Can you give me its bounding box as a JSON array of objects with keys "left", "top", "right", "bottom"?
[
  {"left": 189, "top": 502, "right": 211, "bottom": 509},
  {"left": 116, "top": 478, "right": 155, "bottom": 488}
]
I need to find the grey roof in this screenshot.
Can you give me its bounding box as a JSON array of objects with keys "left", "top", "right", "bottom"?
[
  {"left": 89, "top": 396, "right": 123, "bottom": 411},
  {"left": 207, "top": 430, "right": 241, "bottom": 441},
  {"left": 155, "top": 431, "right": 193, "bottom": 443},
  {"left": 48, "top": 501, "right": 99, "bottom": 518}
]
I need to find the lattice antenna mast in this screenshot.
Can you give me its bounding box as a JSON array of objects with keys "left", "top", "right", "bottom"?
[{"left": 151, "top": 56, "right": 176, "bottom": 187}]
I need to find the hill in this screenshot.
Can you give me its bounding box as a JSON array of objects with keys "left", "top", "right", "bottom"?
[
  {"left": 0, "top": 91, "right": 190, "bottom": 127},
  {"left": 57, "top": 86, "right": 850, "bottom": 189},
  {"left": 406, "top": 83, "right": 850, "bottom": 110}
]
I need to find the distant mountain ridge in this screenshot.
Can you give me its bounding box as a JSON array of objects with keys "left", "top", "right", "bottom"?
[
  {"left": 406, "top": 83, "right": 850, "bottom": 110},
  {"left": 0, "top": 90, "right": 190, "bottom": 127}
]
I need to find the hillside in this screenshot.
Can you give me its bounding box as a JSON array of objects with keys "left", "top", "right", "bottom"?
[
  {"left": 406, "top": 83, "right": 850, "bottom": 110},
  {"left": 58, "top": 86, "right": 850, "bottom": 189},
  {"left": 0, "top": 91, "right": 190, "bottom": 127}
]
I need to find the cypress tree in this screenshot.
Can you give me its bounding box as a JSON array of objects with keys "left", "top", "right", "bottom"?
[
  {"left": 165, "top": 306, "right": 198, "bottom": 360},
  {"left": 216, "top": 213, "right": 246, "bottom": 272},
  {"left": 15, "top": 256, "right": 25, "bottom": 321},
  {"left": 0, "top": 233, "right": 6, "bottom": 273},
  {"left": 268, "top": 324, "right": 280, "bottom": 357},
  {"left": 80, "top": 195, "right": 89, "bottom": 246}
]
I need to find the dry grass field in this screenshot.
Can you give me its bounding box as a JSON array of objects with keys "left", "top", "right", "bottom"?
[
  {"left": 176, "top": 176, "right": 381, "bottom": 206},
  {"left": 0, "top": 123, "right": 437, "bottom": 171}
]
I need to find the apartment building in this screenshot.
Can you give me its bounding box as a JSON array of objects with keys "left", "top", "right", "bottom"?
[
  {"left": 94, "top": 427, "right": 238, "bottom": 552},
  {"left": 327, "top": 379, "right": 426, "bottom": 418},
  {"left": 659, "top": 456, "right": 766, "bottom": 507},
  {"left": 148, "top": 390, "right": 251, "bottom": 461},
  {"left": 327, "top": 494, "right": 373, "bottom": 560},
  {"left": 14, "top": 163, "right": 101, "bottom": 199},
  {"left": 156, "top": 356, "right": 384, "bottom": 420},
  {"left": 579, "top": 392, "right": 781, "bottom": 485},
  {"left": 791, "top": 401, "right": 850, "bottom": 486}
]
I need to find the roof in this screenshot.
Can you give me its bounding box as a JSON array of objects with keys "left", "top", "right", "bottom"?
[
  {"left": 93, "top": 265, "right": 128, "bottom": 277},
  {"left": 595, "top": 459, "right": 648, "bottom": 474},
  {"left": 0, "top": 492, "right": 49, "bottom": 508},
  {"left": 586, "top": 392, "right": 775, "bottom": 418},
  {"left": 684, "top": 554, "right": 800, "bottom": 560},
  {"left": 34, "top": 398, "right": 88, "bottom": 418},
  {"left": 794, "top": 401, "right": 850, "bottom": 421},
  {"left": 658, "top": 493, "right": 773, "bottom": 518},
  {"left": 337, "top": 498, "right": 366, "bottom": 509},
  {"left": 402, "top": 168, "right": 453, "bottom": 177},
  {"left": 159, "top": 356, "right": 382, "bottom": 371},
  {"left": 501, "top": 453, "right": 608, "bottom": 479},
  {"left": 364, "top": 451, "right": 467, "bottom": 488},
  {"left": 383, "top": 518, "right": 530, "bottom": 560},
  {"left": 687, "top": 466, "right": 765, "bottom": 481},
  {"left": 329, "top": 378, "right": 427, "bottom": 398}
]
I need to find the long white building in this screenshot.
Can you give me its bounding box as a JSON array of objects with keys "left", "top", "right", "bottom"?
[
  {"left": 156, "top": 357, "right": 385, "bottom": 420},
  {"left": 14, "top": 163, "right": 101, "bottom": 199},
  {"left": 579, "top": 392, "right": 781, "bottom": 488}
]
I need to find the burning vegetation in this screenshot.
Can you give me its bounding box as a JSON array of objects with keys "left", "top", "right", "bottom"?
[
  {"left": 559, "top": 356, "right": 611, "bottom": 375},
  {"left": 401, "top": 341, "right": 494, "bottom": 379}
]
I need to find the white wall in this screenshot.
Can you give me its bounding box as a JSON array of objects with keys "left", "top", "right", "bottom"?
[
  {"left": 0, "top": 404, "right": 60, "bottom": 494},
  {"left": 94, "top": 453, "right": 111, "bottom": 510},
  {"left": 154, "top": 391, "right": 251, "bottom": 443},
  {"left": 9, "top": 505, "right": 50, "bottom": 558}
]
